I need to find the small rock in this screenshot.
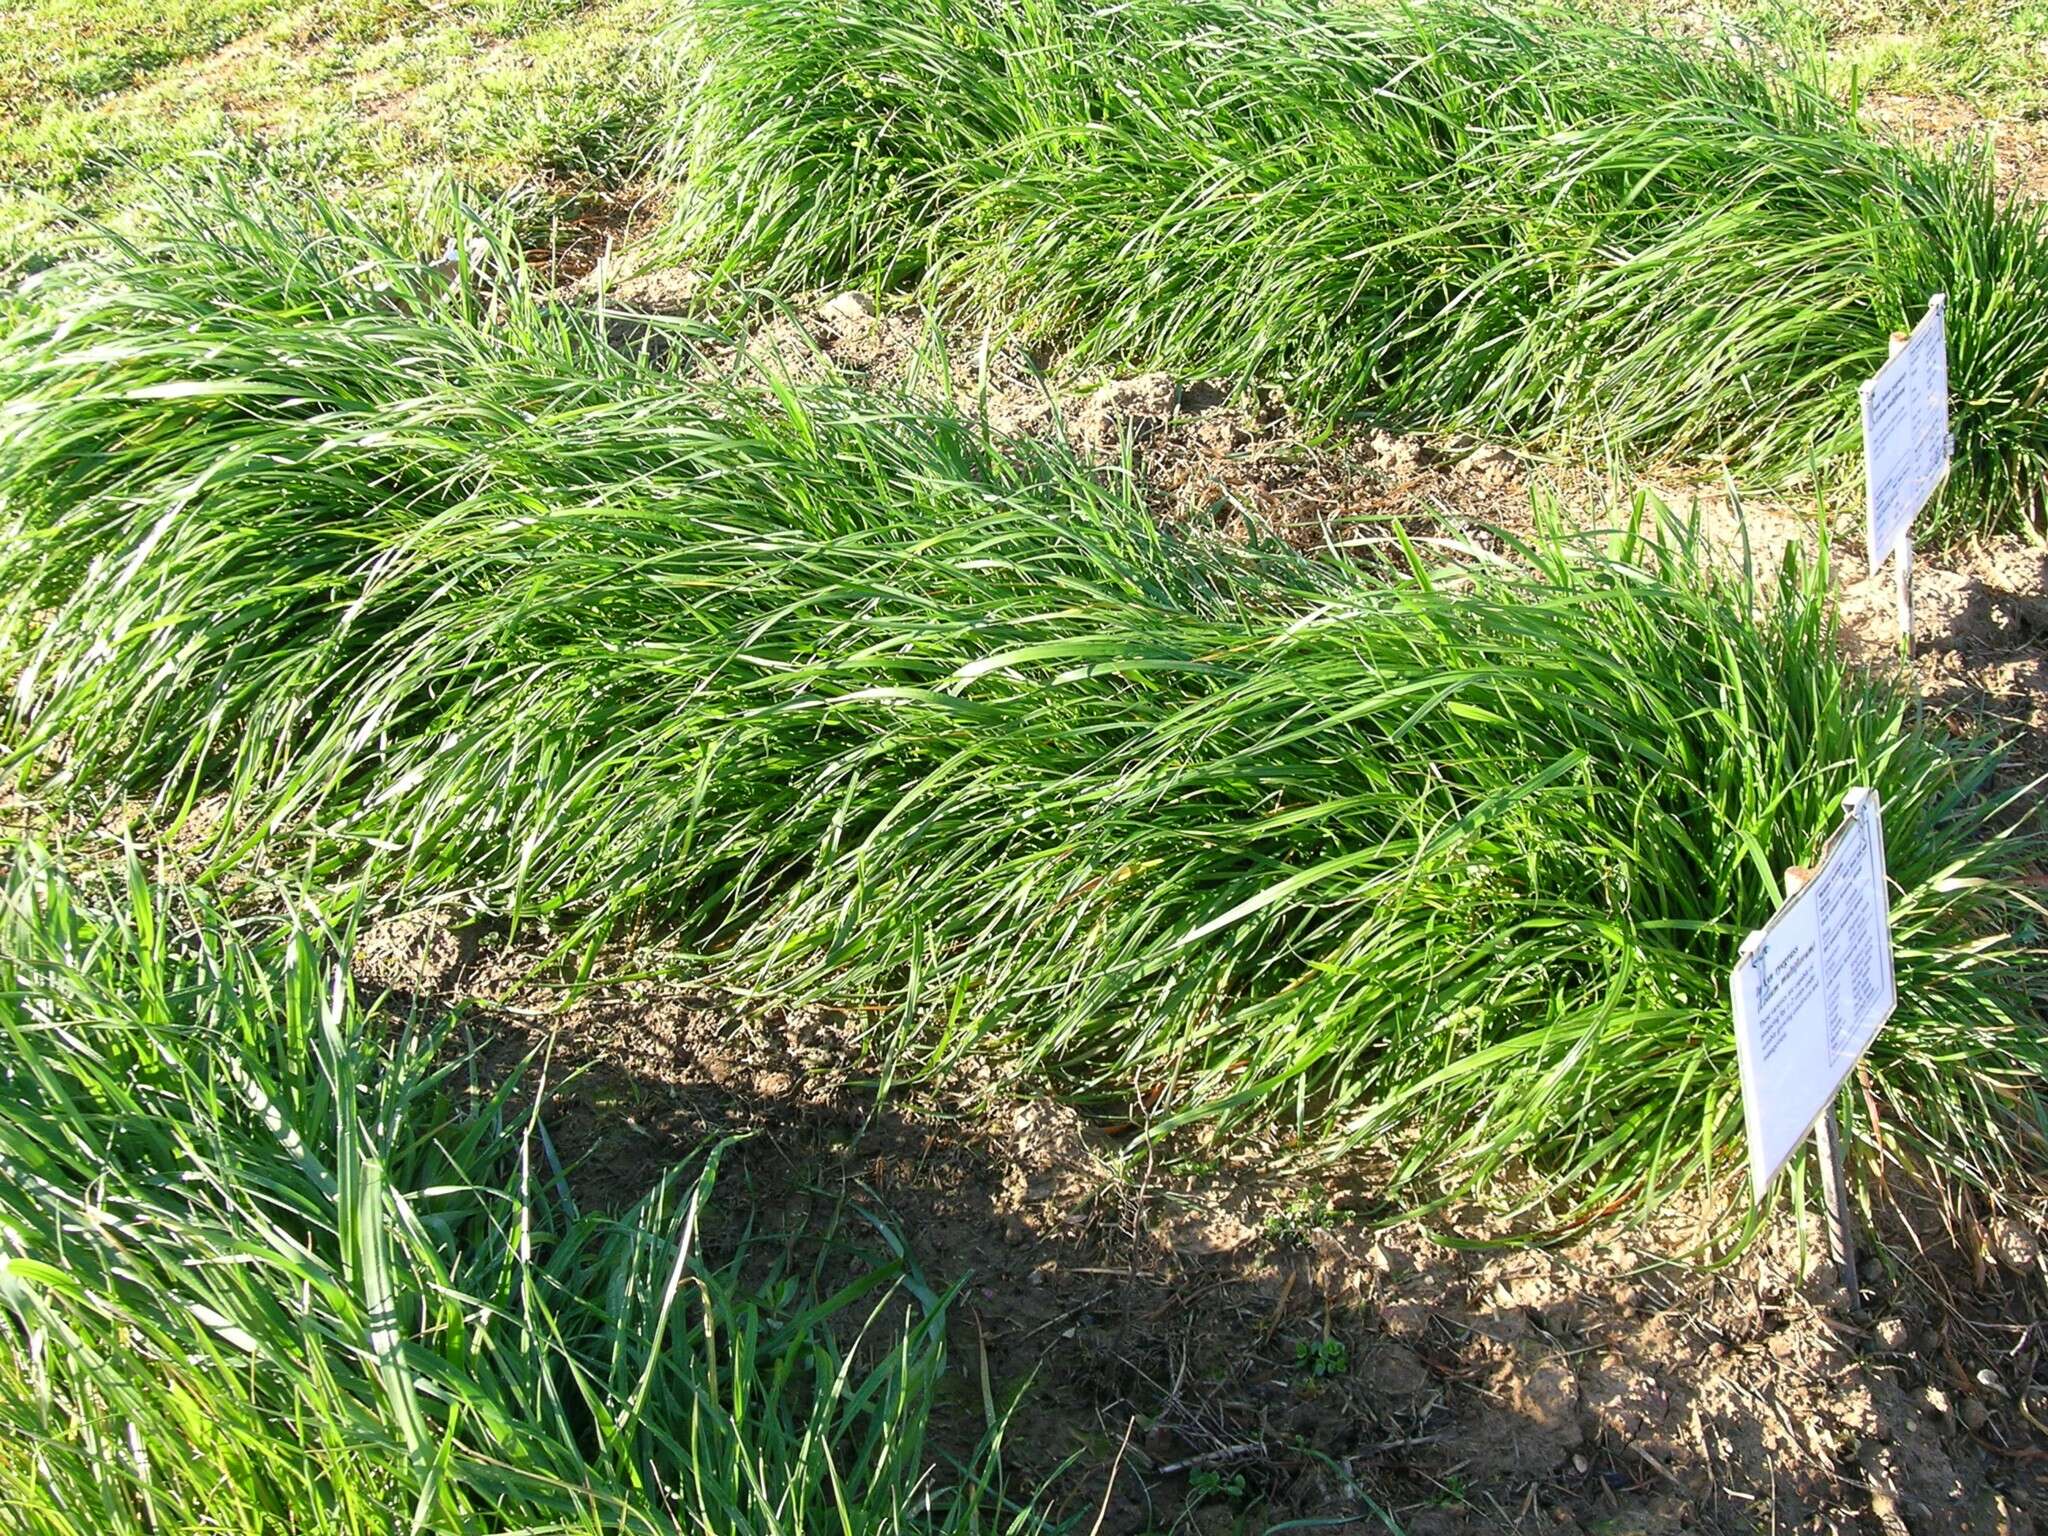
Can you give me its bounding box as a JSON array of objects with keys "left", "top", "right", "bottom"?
[
  {"left": 1920, "top": 1383, "right": 1952, "bottom": 1417},
  {"left": 1089, "top": 371, "right": 1177, "bottom": 417},
  {"left": 1540, "top": 1296, "right": 1584, "bottom": 1337},
  {"left": 1989, "top": 1216, "right": 2040, "bottom": 1272},
  {"left": 698, "top": 1050, "right": 747, "bottom": 1090},
  {"left": 1078, "top": 372, "right": 1178, "bottom": 452},
  {"left": 352, "top": 911, "right": 468, "bottom": 995},
  {"left": 1511, "top": 1355, "right": 1582, "bottom": 1446},
  {"left": 1365, "top": 1240, "right": 1413, "bottom": 1278},
  {"left": 427, "top": 234, "right": 492, "bottom": 287},
  {"left": 1583, "top": 1355, "right": 1667, "bottom": 1443},
  {"left": 1800, "top": 1272, "right": 1852, "bottom": 1313},
  {"left": 1381, "top": 1300, "right": 1431, "bottom": 1341},
  {"left": 1368, "top": 427, "right": 1430, "bottom": 473},
  {"left": 1874, "top": 1316, "right": 1912, "bottom": 1351},
  {"left": 1163, "top": 1208, "right": 1258, "bottom": 1257},
  {"left": 1473, "top": 1303, "right": 1533, "bottom": 1342},
  {"left": 1959, "top": 1396, "right": 1989, "bottom": 1431},
  {"left": 598, "top": 265, "right": 702, "bottom": 314},
  {"left": 1192, "top": 416, "right": 1244, "bottom": 456},
  {"left": 1458, "top": 444, "right": 1519, "bottom": 488},
  {"left": 1357, "top": 1338, "right": 1430, "bottom": 1395},
  {"left": 1005, "top": 1099, "right": 1097, "bottom": 1202},
  {"left": 987, "top": 395, "right": 1053, "bottom": 437},
  {"left": 817, "top": 290, "right": 879, "bottom": 333}
]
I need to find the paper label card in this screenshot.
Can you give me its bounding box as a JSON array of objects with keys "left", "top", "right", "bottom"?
[
  {"left": 1730, "top": 790, "right": 1898, "bottom": 1199},
  {"left": 1860, "top": 295, "right": 1950, "bottom": 575}
]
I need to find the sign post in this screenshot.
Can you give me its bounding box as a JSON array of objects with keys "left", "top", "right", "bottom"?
[
  {"left": 1859, "top": 297, "right": 1951, "bottom": 657},
  {"left": 1730, "top": 790, "right": 1898, "bottom": 1292},
  {"left": 1811, "top": 1101, "right": 1857, "bottom": 1294}
]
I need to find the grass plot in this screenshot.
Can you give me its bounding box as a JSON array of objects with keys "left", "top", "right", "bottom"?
[
  {"left": 0, "top": 846, "right": 1025, "bottom": 1536},
  {"left": 664, "top": 0, "right": 2048, "bottom": 540},
  {"left": 1, "top": 192, "right": 2042, "bottom": 1220}
]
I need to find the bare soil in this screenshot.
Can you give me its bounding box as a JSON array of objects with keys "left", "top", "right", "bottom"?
[{"left": 1841, "top": 541, "right": 2048, "bottom": 787}]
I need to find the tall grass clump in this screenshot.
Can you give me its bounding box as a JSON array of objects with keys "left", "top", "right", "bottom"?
[
  {"left": 1, "top": 190, "right": 2042, "bottom": 1219},
  {"left": 662, "top": 0, "right": 2048, "bottom": 540},
  {"left": 0, "top": 845, "right": 1028, "bottom": 1536}
]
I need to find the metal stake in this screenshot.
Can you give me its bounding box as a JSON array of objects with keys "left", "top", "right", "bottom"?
[
  {"left": 1887, "top": 331, "right": 1915, "bottom": 659},
  {"left": 1895, "top": 530, "right": 1915, "bottom": 658},
  {"left": 1813, "top": 1103, "right": 1858, "bottom": 1295}
]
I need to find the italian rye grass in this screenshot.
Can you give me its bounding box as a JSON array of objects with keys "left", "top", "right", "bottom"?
[
  {"left": 0, "top": 189, "right": 2042, "bottom": 1223},
  {"left": 0, "top": 845, "right": 1030, "bottom": 1536},
  {"left": 663, "top": 0, "right": 2048, "bottom": 540}
]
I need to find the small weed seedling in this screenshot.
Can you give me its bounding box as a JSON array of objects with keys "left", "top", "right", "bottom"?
[
  {"left": 1190, "top": 1468, "right": 1249, "bottom": 1503},
  {"left": 1295, "top": 1336, "right": 1349, "bottom": 1379},
  {"left": 1263, "top": 1189, "right": 1337, "bottom": 1245}
]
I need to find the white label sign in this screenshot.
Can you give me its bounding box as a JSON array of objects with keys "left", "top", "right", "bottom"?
[
  {"left": 1859, "top": 295, "right": 1950, "bottom": 574},
  {"left": 1730, "top": 789, "right": 1897, "bottom": 1199}
]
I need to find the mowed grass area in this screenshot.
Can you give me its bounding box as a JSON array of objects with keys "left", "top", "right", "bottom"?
[
  {"left": 1706, "top": 0, "right": 2048, "bottom": 113},
  {"left": 1583, "top": 0, "right": 2048, "bottom": 115},
  {"left": 0, "top": 0, "right": 305, "bottom": 108},
  {"left": 0, "top": 0, "right": 666, "bottom": 270}
]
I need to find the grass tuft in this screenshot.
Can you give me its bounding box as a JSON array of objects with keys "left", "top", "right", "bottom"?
[
  {"left": 661, "top": 0, "right": 2048, "bottom": 539},
  {"left": 0, "top": 843, "right": 1028, "bottom": 1535},
  {"left": 2, "top": 187, "right": 2042, "bottom": 1221}
]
